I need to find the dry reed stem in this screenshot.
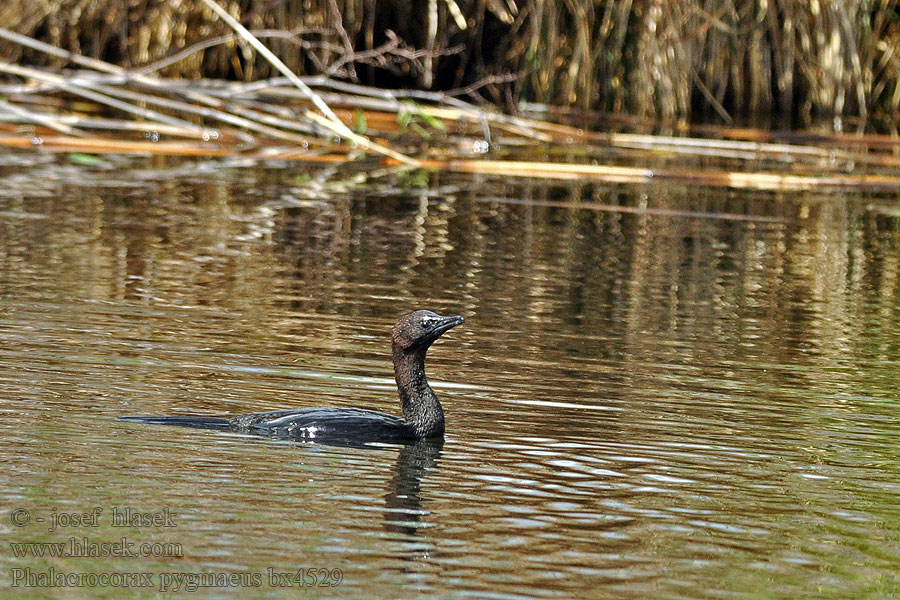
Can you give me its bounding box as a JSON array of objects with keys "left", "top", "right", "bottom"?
[
  {"left": 0, "top": 134, "right": 231, "bottom": 156},
  {"left": 0, "top": 61, "right": 206, "bottom": 132},
  {"left": 2, "top": 118, "right": 898, "bottom": 192},
  {"left": 410, "top": 158, "right": 900, "bottom": 192},
  {"left": 0, "top": 97, "right": 82, "bottom": 136},
  {"left": 197, "top": 0, "right": 420, "bottom": 166}
]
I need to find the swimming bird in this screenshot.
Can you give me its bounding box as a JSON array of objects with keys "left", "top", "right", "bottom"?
[{"left": 118, "top": 310, "right": 463, "bottom": 444}]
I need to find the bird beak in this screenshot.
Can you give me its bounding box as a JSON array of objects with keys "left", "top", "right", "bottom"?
[{"left": 434, "top": 315, "right": 464, "bottom": 337}]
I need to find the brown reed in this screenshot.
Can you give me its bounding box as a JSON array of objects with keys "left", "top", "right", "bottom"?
[{"left": 1, "top": 0, "right": 899, "bottom": 129}]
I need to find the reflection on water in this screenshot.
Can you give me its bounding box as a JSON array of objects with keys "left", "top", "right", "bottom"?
[{"left": 2, "top": 154, "right": 900, "bottom": 597}]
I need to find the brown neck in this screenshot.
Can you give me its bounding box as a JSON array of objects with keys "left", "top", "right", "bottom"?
[{"left": 392, "top": 342, "right": 445, "bottom": 438}]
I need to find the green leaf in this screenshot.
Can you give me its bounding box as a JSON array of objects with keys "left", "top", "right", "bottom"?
[
  {"left": 353, "top": 110, "right": 367, "bottom": 135},
  {"left": 418, "top": 110, "right": 446, "bottom": 130},
  {"left": 397, "top": 107, "right": 412, "bottom": 131},
  {"left": 67, "top": 153, "right": 105, "bottom": 166},
  {"left": 409, "top": 122, "right": 431, "bottom": 140}
]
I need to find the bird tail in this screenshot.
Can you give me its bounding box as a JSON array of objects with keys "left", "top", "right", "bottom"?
[{"left": 117, "top": 416, "right": 233, "bottom": 430}]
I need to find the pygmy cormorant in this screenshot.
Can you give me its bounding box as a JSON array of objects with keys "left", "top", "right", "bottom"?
[{"left": 118, "top": 310, "right": 464, "bottom": 444}]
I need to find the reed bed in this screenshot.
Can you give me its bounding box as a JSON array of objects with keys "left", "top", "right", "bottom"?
[
  {"left": 2, "top": 1, "right": 900, "bottom": 192},
  {"left": 3, "top": 0, "right": 900, "bottom": 127}
]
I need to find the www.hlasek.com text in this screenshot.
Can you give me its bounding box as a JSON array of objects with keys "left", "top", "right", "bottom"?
[{"left": 10, "top": 537, "right": 183, "bottom": 558}]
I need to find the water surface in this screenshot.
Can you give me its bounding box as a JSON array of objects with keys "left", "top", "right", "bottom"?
[{"left": 2, "top": 152, "right": 900, "bottom": 598}]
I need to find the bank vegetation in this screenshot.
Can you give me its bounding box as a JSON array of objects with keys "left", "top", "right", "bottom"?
[{"left": 2, "top": 0, "right": 900, "bottom": 192}]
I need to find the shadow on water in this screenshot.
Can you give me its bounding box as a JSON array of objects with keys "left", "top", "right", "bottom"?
[{"left": 383, "top": 438, "right": 444, "bottom": 539}]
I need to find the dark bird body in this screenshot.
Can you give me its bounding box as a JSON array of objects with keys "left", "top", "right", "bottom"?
[{"left": 118, "top": 310, "right": 464, "bottom": 444}]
